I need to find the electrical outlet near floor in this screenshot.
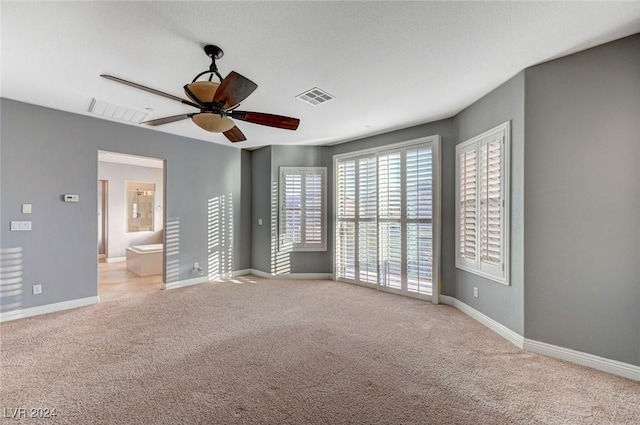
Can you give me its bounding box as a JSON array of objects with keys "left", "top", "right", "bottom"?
[
  {"left": 33, "top": 284, "right": 42, "bottom": 295},
  {"left": 473, "top": 287, "right": 479, "bottom": 298}
]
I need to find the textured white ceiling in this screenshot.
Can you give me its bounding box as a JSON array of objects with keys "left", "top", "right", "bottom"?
[{"left": 2, "top": 2, "right": 639, "bottom": 149}]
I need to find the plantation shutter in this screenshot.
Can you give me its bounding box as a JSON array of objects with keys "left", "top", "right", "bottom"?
[
  {"left": 378, "top": 151, "right": 403, "bottom": 290},
  {"left": 338, "top": 160, "right": 356, "bottom": 219},
  {"left": 378, "top": 152, "right": 402, "bottom": 220},
  {"left": 455, "top": 121, "right": 509, "bottom": 284},
  {"left": 457, "top": 147, "right": 477, "bottom": 268},
  {"left": 336, "top": 160, "right": 356, "bottom": 279},
  {"left": 335, "top": 137, "right": 439, "bottom": 298},
  {"left": 282, "top": 172, "right": 302, "bottom": 245},
  {"left": 478, "top": 136, "right": 503, "bottom": 276},
  {"left": 406, "top": 146, "right": 433, "bottom": 295},
  {"left": 304, "top": 173, "right": 323, "bottom": 246},
  {"left": 358, "top": 157, "right": 377, "bottom": 283},
  {"left": 406, "top": 147, "right": 433, "bottom": 220},
  {"left": 280, "top": 167, "right": 326, "bottom": 251}
]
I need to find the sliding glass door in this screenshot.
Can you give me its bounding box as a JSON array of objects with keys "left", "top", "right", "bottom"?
[{"left": 335, "top": 137, "right": 440, "bottom": 301}]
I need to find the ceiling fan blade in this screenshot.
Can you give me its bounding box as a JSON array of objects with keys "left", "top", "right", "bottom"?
[
  {"left": 213, "top": 71, "right": 258, "bottom": 109},
  {"left": 101, "top": 75, "right": 200, "bottom": 109},
  {"left": 223, "top": 126, "right": 247, "bottom": 143},
  {"left": 142, "top": 114, "right": 193, "bottom": 126},
  {"left": 229, "top": 111, "right": 300, "bottom": 130}
]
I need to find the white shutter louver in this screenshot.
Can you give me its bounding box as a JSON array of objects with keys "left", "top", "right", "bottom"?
[
  {"left": 406, "top": 147, "right": 433, "bottom": 220},
  {"left": 358, "top": 158, "right": 377, "bottom": 218},
  {"left": 283, "top": 173, "right": 302, "bottom": 244},
  {"left": 458, "top": 148, "right": 477, "bottom": 263},
  {"left": 379, "top": 222, "right": 402, "bottom": 290},
  {"left": 407, "top": 223, "right": 433, "bottom": 294},
  {"left": 406, "top": 147, "right": 433, "bottom": 294},
  {"left": 358, "top": 222, "right": 377, "bottom": 283},
  {"left": 378, "top": 152, "right": 402, "bottom": 219},
  {"left": 337, "top": 221, "right": 356, "bottom": 280},
  {"left": 304, "top": 173, "right": 322, "bottom": 245},
  {"left": 479, "top": 138, "right": 502, "bottom": 266}
]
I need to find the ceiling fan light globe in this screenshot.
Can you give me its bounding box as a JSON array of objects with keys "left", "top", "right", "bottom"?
[
  {"left": 192, "top": 113, "right": 235, "bottom": 133},
  {"left": 184, "top": 81, "right": 220, "bottom": 104}
]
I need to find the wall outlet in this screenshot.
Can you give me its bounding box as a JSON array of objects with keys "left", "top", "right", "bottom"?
[
  {"left": 473, "top": 287, "right": 479, "bottom": 298},
  {"left": 33, "top": 284, "right": 42, "bottom": 295},
  {"left": 258, "top": 218, "right": 263, "bottom": 226},
  {"left": 193, "top": 262, "right": 199, "bottom": 269}
]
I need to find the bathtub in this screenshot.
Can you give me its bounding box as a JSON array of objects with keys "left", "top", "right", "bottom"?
[{"left": 126, "top": 243, "right": 163, "bottom": 277}]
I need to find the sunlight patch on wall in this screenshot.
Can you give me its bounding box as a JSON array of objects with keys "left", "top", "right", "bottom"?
[
  {"left": 0, "top": 247, "right": 24, "bottom": 312},
  {"left": 208, "top": 194, "right": 234, "bottom": 281},
  {"left": 270, "top": 181, "right": 291, "bottom": 276},
  {"left": 165, "top": 218, "right": 180, "bottom": 283}
]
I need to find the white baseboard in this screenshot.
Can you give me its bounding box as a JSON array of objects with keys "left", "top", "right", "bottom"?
[
  {"left": 233, "top": 269, "right": 252, "bottom": 277},
  {"left": 105, "top": 256, "right": 126, "bottom": 263},
  {"left": 163, "top": 276, "right": 208, "bottom": 290},
  {"left": 249, "top": 269, "right": 271, "bottom": 278},
  {"left": 440, "top": 295, "right": 640, "bottom": 381},
  {"left": 0, "top": 296, "right": 99, "bottom": 322},
  {"left": 523, "top": 339, "right": 640, "bottom": 381},
  {"left": 246, "top": 269, "right": 333, "bottom": 280},
  {"left": 439, "top": 295, "right": 524, "bottom": 348}
]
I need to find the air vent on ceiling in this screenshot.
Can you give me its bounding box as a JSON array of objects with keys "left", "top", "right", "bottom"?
[
  {"left": 89, "top": 98, "right": 150, "bottom": 123},
  {"left": 296, "top": 87, "right": 334, "bottom": 106}
]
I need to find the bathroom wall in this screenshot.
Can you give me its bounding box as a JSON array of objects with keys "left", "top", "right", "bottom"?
[{"left": 98, "top": 160, "right": 164, "bottom": 260}]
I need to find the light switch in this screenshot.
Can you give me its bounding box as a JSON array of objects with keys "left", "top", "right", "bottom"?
[
  {"left": 22, "top": 204, "right": 32, "bottom": 214},
  {"left": 258, "top": 218, "right": 263, "bottom": 225},
  {"left": 64, "top": 194, "right": 79, "bottom": 203},
  {"left": 11, "top": 221, "right": 32, "bottom": 231}
]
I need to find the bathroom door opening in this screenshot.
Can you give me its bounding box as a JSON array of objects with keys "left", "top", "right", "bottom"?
[{"left": 97, "top": 150, "right": 166, "bottom": 302}]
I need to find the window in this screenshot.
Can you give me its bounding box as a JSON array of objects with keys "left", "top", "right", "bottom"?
[
  {"left": 455, "top": 121, "right": 510, "bottom": 284},
  {"left": 279, "top": 167, "right": 327, "bottom": 251},
  {"left": 335, "top": 136, "right": 440, "bottom": 301}
]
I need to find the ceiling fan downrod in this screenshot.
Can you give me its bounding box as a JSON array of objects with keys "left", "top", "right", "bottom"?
[{"left": 192, "top": 45, "right": 224, "bottom": 83}]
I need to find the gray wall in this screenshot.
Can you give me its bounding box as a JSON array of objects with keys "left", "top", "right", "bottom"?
[
  {"left": 270, "top": 146, "right": 332, "bottom": 274},
  {"left": 98, "top": 161, "right": 164, "bottom": 259},
  {"left": 524, "top": 34, "right": 640, "bottom": 366},
  {"left": 238, "top": 150, "right": 252, "bottom": 271},
  {"left": 250, "top": 146, "right": 272, "bottom": 273},
  {"left": 250, "top": 145, "right": 334, "bottom": 275},
  {"left": 1, "top": 99, "right": 248, "bottom": 312},
  {"left": 453, "top": 72, "right": 525, "bottom": 335}
]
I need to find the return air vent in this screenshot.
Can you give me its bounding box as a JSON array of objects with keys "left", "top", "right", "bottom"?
[
  {"left": 89, "top": 98, "right": 150, "bottom": 123},
  {"left": 296, "top": 87, "right": 334, "bottom": 106}
]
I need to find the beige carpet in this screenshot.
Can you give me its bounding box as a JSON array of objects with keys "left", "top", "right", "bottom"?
[{"left": 1, "top": 276, "right": 639, "bottom": 424}]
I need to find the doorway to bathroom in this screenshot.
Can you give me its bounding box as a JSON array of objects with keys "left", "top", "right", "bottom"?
[{"left": 97, "top": 151, "right": 166, "bottom": 302}]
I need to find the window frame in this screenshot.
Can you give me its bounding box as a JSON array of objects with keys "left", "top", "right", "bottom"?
[
  {"left": 279, "top": 166, "right": 327, "bottom": 252},
  {"left": 455, "top": 121, "right": 511, "bottom": 285}
]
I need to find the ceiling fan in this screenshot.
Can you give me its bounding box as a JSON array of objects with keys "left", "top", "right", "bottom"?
[{"left": 100, "top": 44, "right": 300, "bottom": 143}]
